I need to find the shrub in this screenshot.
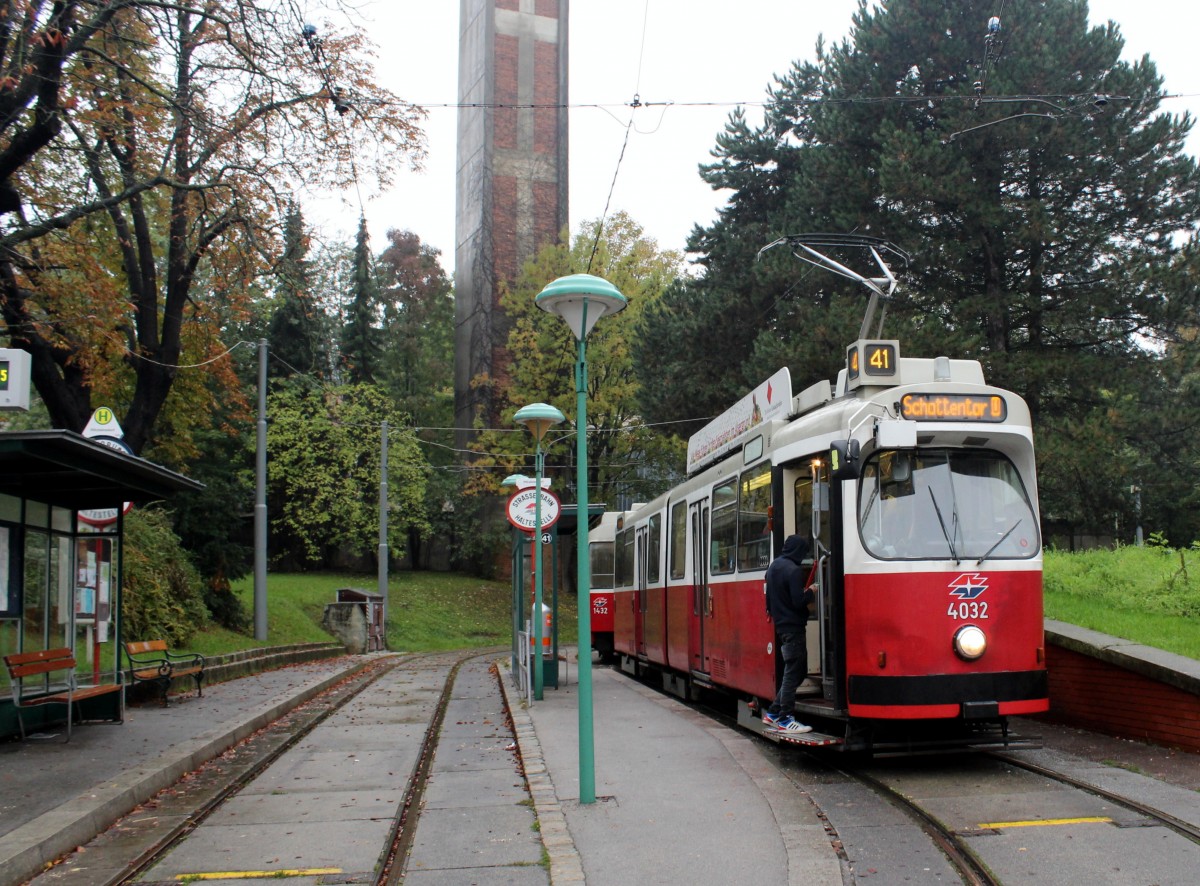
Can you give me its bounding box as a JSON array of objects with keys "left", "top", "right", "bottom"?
[{"left": 122, "top": 507, "right": 209, "bottom": 645}]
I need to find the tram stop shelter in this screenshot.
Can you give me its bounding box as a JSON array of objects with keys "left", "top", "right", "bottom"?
[
  {"left": 510, "top": 503, "right": 603, "bottom": 694},
  {"left": 0, "top": 430, "right": 202, "bottom": 739}
]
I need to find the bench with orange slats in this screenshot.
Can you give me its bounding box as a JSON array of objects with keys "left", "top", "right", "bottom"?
[
  {"left": 123, "top": 639, "right": 205, "bottom": 706},
  {"left": 3, "top": 647, "right": 124, "bottom": 741}
]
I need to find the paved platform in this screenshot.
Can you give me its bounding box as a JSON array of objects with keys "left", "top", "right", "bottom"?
[
  {"left": 4, "top": 647, "right": 1196, "bottom": 886},
  {"left": 509, "top": 662, "right": 841, "bottom": 885},
  {"left": 0, "top": 655, "right": 372, "bottom": 884},
  {"left": 0, "top": 650, "right": 843, "bottom": 885}
]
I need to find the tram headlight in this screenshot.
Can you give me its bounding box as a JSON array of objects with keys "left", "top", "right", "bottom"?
[{"left": 953, "top": 625, "right": 987, "bottom": 661}]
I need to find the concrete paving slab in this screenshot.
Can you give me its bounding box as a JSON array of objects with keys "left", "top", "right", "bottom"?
[
  {"left": 404, "top": 804, "right": 543, "bottom": 870},
  {"left": 245, "top": 747, "right": 419, "bottom": 793},
  {"left": 403, "top": 866, "right": 547, "bottom": 885},
  {"left": 203, "top": 789, "right": 402, "bottom": 825},
  {"left": 138, "top": 819, "right": 389, "bottom": 880},
  {"left": 422, "top": 766, "right": 530, "bottom": 809}
]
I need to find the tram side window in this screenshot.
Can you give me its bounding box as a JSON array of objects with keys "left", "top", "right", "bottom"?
[
  {"left": 669, "top": 502, "right": 686, "bottom": 580},
  {"left": 710, "top": 479, "right": 738, "bottom": 574},
  {"left": 590, "top": 542, "right": 615, "bottom": 590},
  {"left": 738, "top": 463, "right": 772, "bottom": 571},
  {"left": 616, "top": 528, "right": 635, "bottom": 586},
  {"left": 647, "top": 513, "right": 662, "bottom": 583}
]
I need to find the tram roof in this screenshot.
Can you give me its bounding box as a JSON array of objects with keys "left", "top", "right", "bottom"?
[{"left": 0, "top": 430, "right": 202, "bottom": 510}]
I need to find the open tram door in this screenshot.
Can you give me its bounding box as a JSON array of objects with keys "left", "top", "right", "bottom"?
[{"left": 774, "top": 453, "right": 845, "bottom": 712}]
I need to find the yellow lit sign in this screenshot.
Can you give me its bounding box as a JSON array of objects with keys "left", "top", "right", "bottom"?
[
  {"left": 0, "top": 348, "right": 30, "bottom": 410},
  {"left": 901, "top": 393, "right": 1007, "bottom": 422},
  {"left": 846, "top": 340, "right": 899, "bottom": 383},
  {"left": 864, "top": 343, "right": 896, "bottom": 376}
]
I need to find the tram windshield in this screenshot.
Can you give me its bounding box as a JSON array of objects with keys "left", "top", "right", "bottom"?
[{"left": 858, "top": 449, "right": 1038, "bottom": 562}]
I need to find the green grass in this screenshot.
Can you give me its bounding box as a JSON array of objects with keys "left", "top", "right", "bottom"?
[
  {"left": 184, "top": 571, "right": 579, "bottom": 657},
  {"left": 177, "top": 546, "right": 1200, "bottom": 664},
  {"left": 1044, "top": 544, "right": 1200, "bottom": 660}
]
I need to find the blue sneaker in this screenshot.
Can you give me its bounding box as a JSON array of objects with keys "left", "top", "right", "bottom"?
[
  {"left": 775, "top": 715, "right": 813, "bottom": 734},
  {"left": 762, "top": 711, "right": 780, "bottom": 727}
]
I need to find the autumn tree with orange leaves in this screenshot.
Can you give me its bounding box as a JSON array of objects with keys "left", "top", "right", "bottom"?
[{"left": 0, "top": 1, "right": 425, "bottom": 456}]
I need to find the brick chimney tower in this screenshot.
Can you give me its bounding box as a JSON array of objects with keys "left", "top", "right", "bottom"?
[{"left": 454, "top": 0, "right": 569, "bottom": 447}]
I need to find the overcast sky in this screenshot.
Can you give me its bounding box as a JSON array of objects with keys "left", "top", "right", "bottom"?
[{"left": 301, "top": 1, "right": 1200, "bottom": 275}]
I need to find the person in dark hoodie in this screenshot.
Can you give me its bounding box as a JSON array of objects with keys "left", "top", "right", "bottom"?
[{"left": 763, "top": 534, "right": 815, "bottom": 734}]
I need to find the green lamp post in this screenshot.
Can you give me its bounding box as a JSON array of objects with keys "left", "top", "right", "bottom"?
[
  {"left": 513, "top": 402, "right": 565, "bottom": 701},
  {"left": 535, "top": 273, "right": 627, "bottom": 804}
]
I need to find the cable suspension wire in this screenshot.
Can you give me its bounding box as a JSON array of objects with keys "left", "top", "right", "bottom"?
[
  {"left": 585, "top": 0, "right": 653, "bottom": 273},
  {"left": 400, "top": 90, "right": 1149, "bottom": 112}
]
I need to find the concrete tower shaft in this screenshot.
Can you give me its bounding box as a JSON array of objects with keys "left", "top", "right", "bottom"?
[{"left": 454, "top": 0, "right": 569, "bottom": 447}]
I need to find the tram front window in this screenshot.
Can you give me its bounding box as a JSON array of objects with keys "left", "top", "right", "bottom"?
[{"left": 858, "top": 449, "right": 1038, "bottom": 561}]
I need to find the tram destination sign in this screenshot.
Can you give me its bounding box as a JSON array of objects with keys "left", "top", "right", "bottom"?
[{"left": 900, "top": 393, "right": 1007, "bottom": 422}]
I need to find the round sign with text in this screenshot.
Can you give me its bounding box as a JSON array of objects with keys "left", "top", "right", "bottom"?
[
  {"left": 506, "top": 488, "right": 561, "bottom": 533},
  {"left": 79, "top": 434, "right": 135, "bottom": 526}
]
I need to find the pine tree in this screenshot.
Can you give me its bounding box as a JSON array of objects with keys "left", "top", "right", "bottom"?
[
  {"left": 341, "top": 217, "right": 382, "bottom": 385},
  {"left": 635, "top": 0, "right": 1200, "bottom": 540},
  {"left": 266, "top": 202, "right": 329, "bottom": 380}
]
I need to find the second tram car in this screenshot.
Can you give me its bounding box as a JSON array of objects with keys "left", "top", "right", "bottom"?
[
  {"left": 588, "top": 509, "right": 636, "bottom": 664},
  {"left": 600, "top": 340, "right": 1048, "bottom": 752}
]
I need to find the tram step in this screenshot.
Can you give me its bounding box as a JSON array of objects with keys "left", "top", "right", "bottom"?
[{"left": 773, "top": 729, "right": 844, "bottom": 748}]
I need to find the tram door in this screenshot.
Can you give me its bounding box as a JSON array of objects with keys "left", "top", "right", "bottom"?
[
  {"left": 634, "top": 528, "right": 647, "bottom": 657},
  {"left": 689, "top": 500, "right": 710, "bottom": 673},
  {"left": 790, "top": 460, "right": 832, "bottom": 690}
]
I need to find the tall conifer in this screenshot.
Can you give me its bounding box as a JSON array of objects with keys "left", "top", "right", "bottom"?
[{"left": 635, "top": 0, "right": 1200, "bottom": 539}]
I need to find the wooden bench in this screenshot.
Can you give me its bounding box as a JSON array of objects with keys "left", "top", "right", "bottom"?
[
  {"left": 124, "top": 640, "right": 205, "bottom": 706},
  {"left": 3, "top": 648, "right": 124, "bottom": 741}
]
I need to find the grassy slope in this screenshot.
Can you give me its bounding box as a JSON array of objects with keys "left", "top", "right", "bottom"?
[
  {"left": 1044, "top": 545, "right": 1200, "bottom": 660},
  {"left": 183, "top": 572, "right": 579, "bottom": 657},
  {"left": 181, "top": 546, "right": 1198, "bottom": 662}
]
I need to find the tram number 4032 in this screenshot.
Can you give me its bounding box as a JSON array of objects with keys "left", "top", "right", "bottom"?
[{"left": 947, "top": 601, "right": 989, "bottom": 619}]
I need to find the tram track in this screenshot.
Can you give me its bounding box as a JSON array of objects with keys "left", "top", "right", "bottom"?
[
  {"left": 817, "top": 758, "right": 1000, "bottom": 886},
  {"left": 683, "top": 679, "right": 1200, "bottom": 885},
  {"left": 25, "top": 651, "right": 479, "bottom": 886},
  {"left": 780, "top": 739, "right": 1200, "bottom": 884},
  {"left": 987, "top": 750, "right": 1200, "bottom": 848}
]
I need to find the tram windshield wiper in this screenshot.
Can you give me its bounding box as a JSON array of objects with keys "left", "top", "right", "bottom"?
[
  {"left": 860, "top": 484, "right": 880, "bottom": 531},
  {"left": 928, "top": 487, "right": 960, "bottom": 564},
  {"left": 977, "top": 519, "right": 1021, "bottom": 566}
]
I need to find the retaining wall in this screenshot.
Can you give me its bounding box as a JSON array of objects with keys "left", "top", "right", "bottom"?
[{"left": 1042, "top": 620, "right": 1200, "bottom": 753}]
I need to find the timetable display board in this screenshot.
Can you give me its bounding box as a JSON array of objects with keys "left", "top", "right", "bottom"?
[{"left": 0, "top": 348, "right": 31, "bottom": 410}]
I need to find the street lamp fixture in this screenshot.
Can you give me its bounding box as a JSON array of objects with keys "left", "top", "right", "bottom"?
[
  {"left": 535, "top": 273, "right": 627, "bottom": 805},
  {"left": 513, "top": 402, "right": 565, "bottom": 701}
]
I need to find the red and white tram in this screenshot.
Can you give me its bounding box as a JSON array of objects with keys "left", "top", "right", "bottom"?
[{"left": 598, "top": 336, "right": 1048, "bottom": 751}]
